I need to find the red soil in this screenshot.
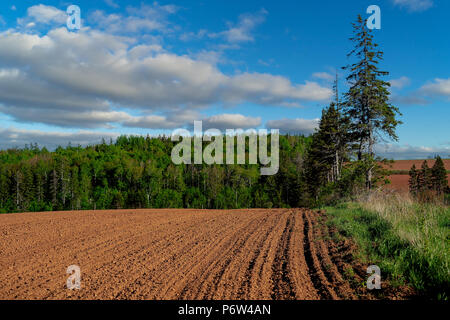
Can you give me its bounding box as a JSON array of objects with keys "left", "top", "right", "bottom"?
[
  {"left": 382, "top": 159, "right": 450, "bottom": 193},
  {"left": 0, "top": 209, "right": 390, "bottom": 300},
  {"left": 381, "top": 159, "right": 450, "bottom": 171}
]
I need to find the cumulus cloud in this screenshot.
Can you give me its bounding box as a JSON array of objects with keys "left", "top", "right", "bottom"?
[
  {"left": 375, "top": 143, "right": 450, "bottom": 160},
  {"left": 209, "top": 9, "right": 268, "bottom": 43},
  {"left": 123, "top": 109, "right": 200, "bottom": 129},
  {"left": 86, "top": 3, "right": 180, "bottom": 35},
  {"left": 0, "top": 127, "right": 119, "bottom": 150},
  {"left": 89, "top": 10, "right": 162, "bottom": 33},
  {"left": 389, "top": 77, "right": 450, "bottom": 105},
  {"left": 0, "top": 107, "right": 130, "bottom": 129},
  {"left": 125, "top": 112, "right": 261, "bottom": 130},
  {"left": 266, "top": 118, "right": 319, "bottom": 135},
  {"left": 390, "top": 76, "right": 411, "bottom": 89},
  {"left": 392, "top": 0, "right": 433, "bottom": 12},
  {"left": 419, "top": 78, "right": 450, "bottom": 98},
  {"left": 389, "top": 94, "right": 429, "bottom": 105},
  {"left": 201, "top": 114, "right": 261, "bottom": 130},
  {"left": 225, "top": 74, "right": 332, "bottom": 105},
  {"left": 123, "top": 115, "right": 179, "bottom": 129},
  {"left": 18, "top": 4, "right": 66, "bottom": 27},
  {"left": 0, "top": 27, "right": 331, "bottom": 129}
]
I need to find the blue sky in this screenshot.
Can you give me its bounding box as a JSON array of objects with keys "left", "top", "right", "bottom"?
[{"left": 0, "top": 0, "right": 448, "bottom": 159}]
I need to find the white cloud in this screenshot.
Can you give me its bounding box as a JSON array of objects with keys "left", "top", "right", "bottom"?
[
  {"left": 104, "top": 0, "right": 119, "bottom": 9},
  {"left": 390, "top": 76, "right": 411, "bottom": 89},
  {"left": 390, "top": 77, "right": 450, "bottom": 105},
  {"left": 266, "top": 118, "right": 319, "bottom": 135},
  {"left": 180, "top": 29, "right": 208, "bottom": 42},
  {"left": 420, "top": 78, "right": 450, "bottom": 98},
  {"left": 89, "top": 10, "right": 163, "bottom": 33},
  {"left": 389, "top": 94, "right": 429, "bottom": 105},
  {"left": 127, "top": 3, "right": 179, "bottom": 16},
  {"left": 0, "top": 27, "right": 331, "bottom": 129},
  {"left": 123, "top": 115, "right": 178, "bottom": 129},
  {"left": 0, "top": 127, "right": 119, "bottom": 149},
  {"left": 225, "top": 74, "right": 332, "bottom": 105},
  {"left": 125, "top": 112, "right": 261, "bottom": 130},
  {"left": 392, "top": 0, "right": 433, "bottom": 12},
  {"left": 312, "top": 72, "right": 334, "bottom": 82},
  {"left": 191, "top": 50, "right": 223, "bottom": 65},
  {"left": 18, "top": 4, "right": 66, "bottom": 27},
  {"left": 201, "top": 114, "right": 261, "bottom": 130},
  {"left": 87, "top": 3, "right": 179, "bottom": 35},
  {"left": 123, "top": 109, "right": 200, "bottom": 129},
  {"left": 375, "top": 143, "right": 450, "bottom": 160},
  {"left": 210, "top": 9, "right": 268, "bottom": 44}
]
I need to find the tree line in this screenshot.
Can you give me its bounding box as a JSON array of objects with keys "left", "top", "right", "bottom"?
[
  {"left": 408, "top": 157, "right": 449, "bottom": 202},
  {"left": 0, "top": 135, "right": 314, "bottom": 213},
  {"left": 1, "top": 14, "right": 444, "bottom": 213}
]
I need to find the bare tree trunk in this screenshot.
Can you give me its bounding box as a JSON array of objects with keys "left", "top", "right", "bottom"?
[
  {"left": 335, "top": 150, "right": 340, "bottom": 181},
  {"left": 367, "top": 127, "right": 374, "bottom": 190}
]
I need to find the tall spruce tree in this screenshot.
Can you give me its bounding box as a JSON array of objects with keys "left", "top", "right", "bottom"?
[{"left": 343, "top": 15, "right": 402, "bottom": 190}]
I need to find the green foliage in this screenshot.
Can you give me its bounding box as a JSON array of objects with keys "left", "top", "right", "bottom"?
[
  {"left": 0, "top": 134, "right": 313, "bottom": 212},
  {"left": 409, "top": 157, "right": 449, "bottom": 202},
  {"left": 432, "top": 156, "right": 449, "bottom": 196},
  {"left": 342, "top": 15, "right": 402, "bottom": 190},
  {"left": 326, "top": 200, "right": 449, "bottom": 299}
]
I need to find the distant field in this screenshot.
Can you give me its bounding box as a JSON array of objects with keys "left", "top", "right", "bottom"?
[
  {"left": 381, "top": 159, "right": 450, "bottom": 172},
  {"left": 385, "top": 174, "right": 450, "bottom": 193},
  {"left": 381, "top": 159, "right": 450, "bottom": 193}
]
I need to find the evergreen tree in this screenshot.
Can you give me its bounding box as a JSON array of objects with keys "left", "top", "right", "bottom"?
[
  {"left": 342, "top": 15, "right": 402, "bottom": 190},
  {"left": 408, "top": 164, "right": 419, "bottom": 196},
  {"left": 431, "top": 156, "right": 448, "bottom": 195},
  {"left": 418, "top": 160, "right": 432, "bottom": 193},
  {"left": 305, "top": 96, "right": 350, "bottom": 202}
]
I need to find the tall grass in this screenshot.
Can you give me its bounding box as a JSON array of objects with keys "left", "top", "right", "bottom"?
[{"left": 326, "top": 191, "right": 449, "bottom": 299}]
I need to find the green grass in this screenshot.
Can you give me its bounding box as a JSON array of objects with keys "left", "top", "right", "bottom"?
[{"left": 325, "top": 193, "right": 449, "bottom": 299}]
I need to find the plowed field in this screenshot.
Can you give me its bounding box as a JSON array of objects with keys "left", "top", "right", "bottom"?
[{"left": 0, "top": 209, "right": 365, "bottom": 300}]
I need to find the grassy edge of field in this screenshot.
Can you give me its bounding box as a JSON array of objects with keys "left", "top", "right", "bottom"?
[{"left": 324, "top": 193, "right": 449, "bottom": 300}]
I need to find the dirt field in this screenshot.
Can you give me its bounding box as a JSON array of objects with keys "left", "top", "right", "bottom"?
[
  {"left": 381, "top": 159, "right": 450, "bottom": 171},
  {"left": 0, "top": 208, "right": 368, "bottom": 300},
  {"left": 380, "top": 159, "right": 450, "bottom": 193},
  {"left": 385, "top": 174, "right": 450, "bottom": 193}
]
